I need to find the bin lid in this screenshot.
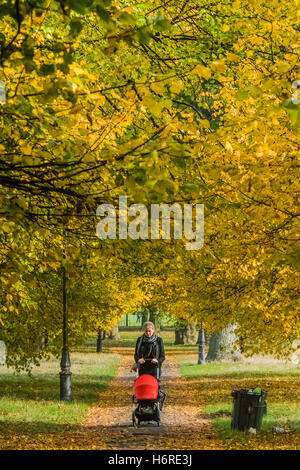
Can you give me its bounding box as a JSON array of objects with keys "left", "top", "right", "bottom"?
[{"left": 232, "top": 388, "right": 268, "bottom": 397}]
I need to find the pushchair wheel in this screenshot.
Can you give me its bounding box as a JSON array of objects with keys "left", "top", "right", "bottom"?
[
  {"left": 156, "top": 405, "right": 161, "bottom": 426},
  {"left": 132, "top": 411, "right": 137, "bottom": 427},
  {"left": 159, "top": 390, "right": 167, "bottom": 410}
]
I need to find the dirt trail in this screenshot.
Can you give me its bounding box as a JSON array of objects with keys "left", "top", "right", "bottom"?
[{"left": 82, "top": 353, "right": 224, "bottom": 450}]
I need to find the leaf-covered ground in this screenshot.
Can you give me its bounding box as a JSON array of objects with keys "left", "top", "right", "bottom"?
[
  {"left": 80, "top": 351, "right": 225, "bottom": 450},
  {"left": 0, "top": 352, "right": 120, "bottom": 449},
  {"left": 178, "top": 353, "right": 300, "bottom": 450},
  {"left": 0, "top": 350, "right": 224, "bottom": 450},
  {"left": 0, "top": 349, "right": 299, "bottom": 450}
]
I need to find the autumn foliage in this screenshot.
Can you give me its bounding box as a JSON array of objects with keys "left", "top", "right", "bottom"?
[{"left": 0, "top": 0, "right": 299, "bottom": 367}]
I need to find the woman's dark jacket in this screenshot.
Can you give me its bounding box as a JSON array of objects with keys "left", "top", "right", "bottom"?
[{"left": 134, "top": 335, "right": 165, "bottom": 379}]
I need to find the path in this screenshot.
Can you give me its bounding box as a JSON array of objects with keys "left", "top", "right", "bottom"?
[
  {"left": 81, "top": 351, "right": 224, "bottom": 450},
  {"left": 1, "top": 350, "right": 298, "bottom": 450}
]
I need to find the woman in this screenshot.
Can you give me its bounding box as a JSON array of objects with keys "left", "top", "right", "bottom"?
[{"left": 134, "top": 321, "right": 165, "bottom": 380}]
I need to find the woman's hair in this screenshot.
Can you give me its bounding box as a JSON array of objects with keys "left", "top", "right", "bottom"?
[{"left": 142, "top": 321, "right": 155, "bottom": 331}]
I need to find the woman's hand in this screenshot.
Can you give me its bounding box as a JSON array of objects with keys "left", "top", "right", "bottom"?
[
  {"left": 151, "top": 358, "right": 158, "bottom": 364},
  {"left": 138, "top": 358, "right": 145, "bottom": 364}
]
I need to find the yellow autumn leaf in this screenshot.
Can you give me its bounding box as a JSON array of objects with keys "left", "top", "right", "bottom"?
[
  {"left": 199, "top": 119, "right": 210, "bottom": 129},
  {"left": 142, "top": 96, "right": 163, "bottom": 117},
  {"left": 284, "top": 53, "right": 298, "bottom": 65},
  {"left": 192, "top": 64, "right": 211, "bottom": 79},
  {"left": 169, "top": 79, "right": 184, "bottom": 94},
  {"left": 225, "top": 141, "right": 233, "bottom": 153},
  {"left": 227, "top": 52, "right": 240, "bottom": 62},
  {"left": 151, "top": 81, "right": 165, "bottom": 94},
  {"left": 276, "top": 61, "right": 291, "bottom": 74},
  {"left": 249, "top": 35, "right": 264, "bottom": 45},
  {"left": 211, "top": 60, "right": 226, "bottom": 73}
]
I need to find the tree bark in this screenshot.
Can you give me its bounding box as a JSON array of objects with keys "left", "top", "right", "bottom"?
[
  {"left": 107, "top": 325, "right": 120, "bottom": 340},
  {"left": 174, "top": 327, "right": 185, "bottom": 344},
  {"left": 289, "top": 341, "right": 300, "bottom": 364},
  {"left": 149, "top": 308, "right": 155, "bottom": 325},
  {"left": 43, "top": 331, "right": 49, "bottom": 348},
  {"left": 197, "top": 325, "right": 206, "bottom": 364},
  {"left": 139, "top": 305, "right": 149, "bottom": 329},
  {"left": 0, "top": 340, "right": 6, "bottom": 365},
  {"left": 149, "top": 306, "right": 160, "bottom": 333},
  {"left": 184, "top": 322, "right": 198, "bottom": 344},
  {"left": 174, "top": 322, "right": 198, "bottom": 345},
  {"left": 96, "top": 328, "right": 103, "bottom": 352},
  {"left": 206, "top": 324, "right": 243, "bottom": 362}
]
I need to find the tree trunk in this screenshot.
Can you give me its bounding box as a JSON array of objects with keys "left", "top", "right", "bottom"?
[
  {"left": 206, "top": 332, "right": 221, "bottom": 361},
  {"left": 43, "top": 331, "right": 49, "bottom": 348},
  {"left": 141, "top": 312, "right": 148, "bottom": 328},
  {"left": 149, "top": 309, "right": 155, "bottom": 324},
  {"left": 96, "top": 328, "right": 102, "bottom": 352},
  {"left": 0, "top": 340, "right": 6, "bottom": 365},
  {"left": 184, "top": 322, "right": 198, "bottom": 344},
  {"left": 174, "top": 327, "right": 185, "bottom": 344},
  {"left": 206, "top": 324, "right": 243, "bottom": 362},
  {"left": 289, "top": 341, "right": 300, "bottom": 364},
  {"left": 197, "top": 325, "right": 206, "bottom": 364},
  {"left": 107, "top": 325, "right": 120, "bottom": 340},
  {"left": 174, "top": 323, "right": 198, "bottom": 344},
  {"left": 149, "top": 306, "right": 160, "bottom": 334},
  {"left": 174, "top": 322, "right": 198, "bottom": 345}
]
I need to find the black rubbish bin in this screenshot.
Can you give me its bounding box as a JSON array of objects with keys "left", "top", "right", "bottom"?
[{"left": 231, "top": 388, "right": 267, "bottom": 431}]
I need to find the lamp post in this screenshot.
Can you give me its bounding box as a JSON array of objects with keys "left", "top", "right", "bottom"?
[
  {"left": 96, "top": 328, "right": 102, "bottom": 353},
  {"left": 197, "top": 322, "right": 206, "bottom": 365},
  {"left": 60, "top": 264, "right": 72, "bottom": 401}
]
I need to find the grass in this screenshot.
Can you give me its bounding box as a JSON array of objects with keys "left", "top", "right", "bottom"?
[
  {"left": 178, "top": 353, "right": 300, "bottom": 448},
  {"left": 204, "top": 402, "right": 300, "bottom": 433},
  {"left": 3, "top": 329, "right": 298, "bottom": 449},
  {"left": 85, "top": 329, "right": 198, "bottom": 350},
  {"left": 0, "top": 328, "right": 195, "bottom": 445},
  {"left": 0, "top": 352, "right": 120, "bottom": 434},
  {"left": 179, "top": 355, "right": 300, "bottom": 377},
  {"left": 0, "top": 327, "right": 193, "bottom": 439}
]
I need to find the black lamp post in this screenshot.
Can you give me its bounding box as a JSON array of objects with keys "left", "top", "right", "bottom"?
[
  {"left": 96, "top": 328, "right": 102, "bottom": 353},
  {"left": 60, "top": 264, "right": 72, "bottom": 401},
  {"left": 197, "top": 322, "right": 206, "bottom": 365}
]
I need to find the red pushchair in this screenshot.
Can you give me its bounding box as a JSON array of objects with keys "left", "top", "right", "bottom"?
[{"left": 132, "top": 359, "right": 166, "bottom": 427}]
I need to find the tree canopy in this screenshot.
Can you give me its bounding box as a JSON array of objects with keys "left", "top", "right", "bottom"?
[{"left": 0, "top": 0, "right": 299, "bottom": 367}]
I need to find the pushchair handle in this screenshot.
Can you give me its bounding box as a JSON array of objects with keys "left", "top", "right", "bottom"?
[{"left": 138, "top": 358, "right": 158, "bottom": 367}]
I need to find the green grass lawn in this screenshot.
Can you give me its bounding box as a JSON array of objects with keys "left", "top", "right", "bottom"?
[
  {"left": 0, "top": 352, "right": 120, "bottom": 434},
  {"left": 178, "top": 354, "right": 300, "bottom": 448},
  {"left": 180, "top": 356, "right": 300, "bottom": 378}
]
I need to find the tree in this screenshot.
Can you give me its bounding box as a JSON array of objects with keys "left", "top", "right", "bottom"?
[
  {"left": 174, "top": 321, "right": 198, "bottom": 345},
  {"left": 206, "top": 324, "right": 243, "bottom": 362},
  {"left": 0, "top": 340, "right": 6, "bottom": 365},
  {"left": 1, "top": 0, "right": 299, "bottom": 369},
  {"left": 107, "top": 325, "right": 120, "bottom": 340}
]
